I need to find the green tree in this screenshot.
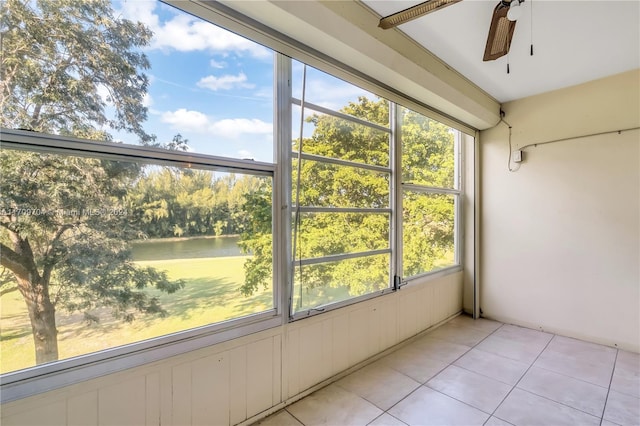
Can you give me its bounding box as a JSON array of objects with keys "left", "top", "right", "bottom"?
[
  {"left": 0, "top": 0, "right": 183, "bottom": 365},
  {"left": 240, "top": 97, "right": 455, "bottom": 300},
  {"left": 400, "top": 108, "right": 456, "bottom": 275},
  {"left": 238, "top": 181, "right": 272, "bottom": 297},
  {"left": 293, "top": 97, "right": 391, "bottom": 298}
]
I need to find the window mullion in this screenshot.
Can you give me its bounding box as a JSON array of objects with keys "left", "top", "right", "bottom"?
[
  {"left": 391, "top": 101, "right": 402, "bottom": 288},
  {"left": 275, "top": 53, "right": 293, "bottom": 320},
  {"left": 292, "top": 151, "right": 391, "bottom": 174},
  {"left": 291, "top": 98, "right": 391, "bottom": 133},
  {"left": 296, "top": 249, "right": 392, "bottom": 266},
  {"left": 401, "top": 184, "right": 461, "bottom": 196}
]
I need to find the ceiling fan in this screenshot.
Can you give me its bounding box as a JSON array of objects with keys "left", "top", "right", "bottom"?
[{"left": 378, "top": 0, "right": 525, "bottom": 62}]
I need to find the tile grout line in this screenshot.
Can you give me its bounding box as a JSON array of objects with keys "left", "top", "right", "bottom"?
[
  {"left": 531, "top": 362, "right": 615, "bottom": 389},
  {"left": 334, "top": 371, "right": 422, "bottom": 415},
  {"left": 405, "top": 322, "right": 623, "bottom": 425},
  {"left": 486, "top": 332, "right": 621, "bottom": 421},
  {"left": 284, "top": 407, "right": 306, "bottom": 426},
  {"left": 515, "top": 384, "right": 605, "bottom": 420},
  {"left": 379, "top": 321, "right": 507, "bottom": 423},
  {"left": 423, "top": 322, "right": 516, "bottom": 424},
  {"left": 283, "top": 319, "right": 505, "bottom": 426},
  {"left": 486, "top": 332, "right": 557, "bottom": 421},
  {"left": 599, "top": 348, "right": 619, "bottom": 426},
  {"left": 452, "top": 356, "right": 523, "bottom": 387},
  {"left": 366, "top": 411, "right": 409, "bottom": 426}
]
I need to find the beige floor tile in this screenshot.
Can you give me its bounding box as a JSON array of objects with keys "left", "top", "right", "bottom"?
[
  {"left": 367, "top": 413, "right": 407, "bottom": 426},
  {"left": 379, "top": 346, "right": 449, "bottom": 383},
  {"left": 448, "top": 315, "right": 503, "bottom": 334},
  {"left": 611, "top": 351, "right": 640, "bottom": 398},
  {"left": 617, "top": 350, "right": 640, "bottom": 373},
  {"left": 426, "top": 322, "right": 492, "bottom": 347},
  {"left": 547, "top": 335, "right": 617, "bottom": 361},
  {"left": 483, "top": 416, "right": 514, "bottom": 426},
  {"left": 517, "top": 366, "right": 608, "bottom": 416},
  {"left": 603, "top": 390, "right": 640, "bottom": 426},
  {"left": 287, "top": 384, "right": 383, "bottom": 426},
  {"left": 336, "top": 361, "right": 421, "bottom": 410},
  {"left": 454, "top": 348, "right": 529, "bottom": 385},
  {"left": 410, "top": 336, "right": 471, "bottom": 364},
  {"left": 534, "top": 350, "right": 614, "bottom": 388},
  {"left": 534, "top": 336, "right": 616, "bottom": 387},
  {"left": 601, "top": 420, "right": 623, "bottom": 426},
  {"left": 474, "top": 325, "right": 553, "bottom": 364},
  {"left": 388, "top": 386, "right": 489, "bottom": 426},
  {"left": 255, "top": 410, "right": 304, "bottom": 426},
  {"left": 494, "top": 388, "right": 601, "bottom": 426},
  {"left": 427, "top": 365, "right": 512, "bottom": 413}
]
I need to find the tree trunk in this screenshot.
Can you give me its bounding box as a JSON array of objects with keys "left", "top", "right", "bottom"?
[
  {"left": 19, "top": 276, "right": 59, "bottom": 364},
  {"left": 2, "top": 231, "right": 63, "bottom": 365}
]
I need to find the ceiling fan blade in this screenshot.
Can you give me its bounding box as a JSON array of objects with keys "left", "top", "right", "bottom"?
[
  {"left": 483, "top": 2, "right": 517, "bottom": 61},
  {"left": 378, "top": 0, "right": 462, "bottom": 30}
]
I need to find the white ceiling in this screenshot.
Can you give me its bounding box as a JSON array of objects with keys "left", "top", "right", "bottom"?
[{"left": 362, "top": 0, "right": 640, "bottom": 103}]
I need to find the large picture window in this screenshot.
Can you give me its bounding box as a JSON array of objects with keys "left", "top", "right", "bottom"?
[
  {"left": 0, "top": 145, "right": 274, "bottom": 373},
  {"left": 0, "top": 0, "right": 276, "bottom": 377}
]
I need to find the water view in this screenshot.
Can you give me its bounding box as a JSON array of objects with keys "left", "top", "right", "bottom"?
[
  {"left": 0, "top": 234, "right": 273, "bottom": 374},
  {"left": 130, "top": 235, "right": 243, "bottom": 261}
]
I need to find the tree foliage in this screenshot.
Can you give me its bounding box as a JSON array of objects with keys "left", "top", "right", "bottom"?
[
  {"left": 0, "top": 0, "right": 184, "bottom": 365},
  {"left": 400, "top": 108, "right": 456, "bottom": 276},
  {"left": 240, "top": 97, "right": 456, "bottom": 303},
  {"left": 237, "top": 181, "right": 272, "bottom": 297},
  {"left": 129, "top": 170, "right": 266, "bottom": 239},
  {"left": 1, "top": 0, "right": 154, "bottom": 143}
]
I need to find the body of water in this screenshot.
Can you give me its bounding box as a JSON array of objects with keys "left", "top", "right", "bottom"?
[{"left": 131, "top": 235, "right": 243, "bottom": 261}]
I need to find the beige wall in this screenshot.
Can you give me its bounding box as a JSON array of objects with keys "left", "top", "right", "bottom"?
[
  {"left": 1, "top": 272, "right": 463, "bottom": 426},
  {"left": 480, "top": 70, "right": 640, "bottom": 352}
]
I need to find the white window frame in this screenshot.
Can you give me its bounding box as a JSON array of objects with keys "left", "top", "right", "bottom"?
[
  {"left": 289, "top": 65, "right": 395, "bottom": 319},
  {"left": 395, "top": 107, "right": 464, "bottom": 285},
  {"left": 286, "top": 60, "right": 465, "bottom": 318}
]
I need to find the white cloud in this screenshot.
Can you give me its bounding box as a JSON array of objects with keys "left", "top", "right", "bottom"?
[
  {"left": 120, "top": 1, "right": 270, "bottom": 58},
  {"left": 161, "top": 109, "right": 209, "bottom": 132},
  {"left": 305, "top": 78, "right": 373, "bottom": 111},
  {"left": 238, "top": 149, "right": 253, "bottom": 159},
  {"left": 210, "top": 118, "right": 272, "bottom": 139},
  {"left": 161, "top": 109, "right": 272, "bottom": 139},
  {"left": 197, "top": 73, "right": 255, "bottom": 91},
  {"left": 209, "top": 59, "right": 227, "bottom": 69}
]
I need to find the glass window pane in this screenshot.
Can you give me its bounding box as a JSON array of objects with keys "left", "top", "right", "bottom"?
[
  {"left": 0, "top": 148, "right": 273, "bottom": 374},
  {"left": 290, "top": 65, "right": 392, "bottom": 314},
  {"left": 295, "top": 212, "right": 389, "bottom": 258},
  {"left": 400, "top": 106, "right": 457, "bottom": 189},
  {"left": 292, "top": 254, "right": 390, "bottom": 313},
  {"left": 292, "top": 105, "right": 390, "bottom": 167},
  {"left": 402, "top": 192, "right": 456, "bottom": 277},
  {"left": 292, "top": 62, "right": 387, "bottom": 128},
  {"left": 2, "top": 0, "right": 274, "bottom": 161},
  {"left": 293, "top": 159, "right": 390, "bottom": 209}
]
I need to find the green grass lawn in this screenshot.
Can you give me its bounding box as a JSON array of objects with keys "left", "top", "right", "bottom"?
[
  {"left": 0, "top": 247, "right": 444, "bottom": 373},
  {"left": 0, "top": 255, "right": 273, "bottom": 374}
]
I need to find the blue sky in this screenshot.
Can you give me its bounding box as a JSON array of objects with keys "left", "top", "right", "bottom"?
[{"left": 112, "top": 0, "right": 375, "bottom": 163}]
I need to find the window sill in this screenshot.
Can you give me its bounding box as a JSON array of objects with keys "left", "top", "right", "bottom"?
[{"left": 401, "top": 264, "right": 463, "bottom": 288}]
